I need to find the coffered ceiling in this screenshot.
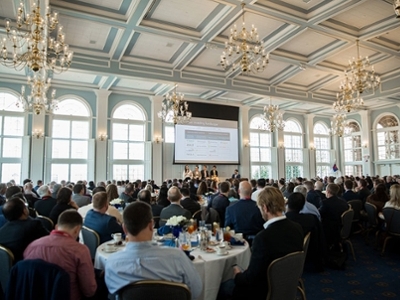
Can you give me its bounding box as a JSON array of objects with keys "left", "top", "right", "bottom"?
[{"left": 0, "top": 0, "right": 400, "bottom": 116}]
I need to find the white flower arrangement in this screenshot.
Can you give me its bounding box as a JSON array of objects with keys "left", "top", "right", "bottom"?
[
  {"left": 166, "top": 215, "right": 187, "bottom": 227},
  {"left": 110, "top": 198, "right": 123, "bottom": 205}
]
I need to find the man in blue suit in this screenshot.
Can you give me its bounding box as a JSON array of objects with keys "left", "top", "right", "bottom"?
[
  {"left": 83, "top": 192, "right": 123, "bottom": 244},
  {"left": 225, "top": 181, "right": 264, "bottom": 245}
]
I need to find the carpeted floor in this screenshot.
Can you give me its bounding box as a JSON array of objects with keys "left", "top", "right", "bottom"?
[{"left": 302, "top": 233, "right": 400, "bottom": 299}]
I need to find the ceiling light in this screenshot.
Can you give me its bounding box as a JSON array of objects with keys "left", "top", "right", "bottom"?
[
  {"left": 260, "top": 98, "right": 285, "bottom": 132},
  {"left": 394, "top": 0, "right": 400, "bottom": 18},
  {"left": 157, "top": 84, "right": 192, "bottom": 125}
]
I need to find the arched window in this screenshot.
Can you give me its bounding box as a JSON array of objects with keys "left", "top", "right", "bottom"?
[
  {"left": 284, "top": 119, "right": 303, "bottom": 180},
  {"left": 0, "top": 92, "right": 26, "bottom": 184},
  {"left": 343, "top": 121, "right": 363, "bottom": 176},
  {"left": 163, "top": 111, "right": 175, "bottom": 143},
  {"left": 314, "top": 122, "right": 331, "bottom": 178},
  {"left": 111, "top": 103, "right": 147, "bottom": 181},
  {"left": 49, "top": 98, "right": 92, "bottom": 182},
  {"left": 249, "top": 116, "right": 272, "bottom": 179},
  {"left": 376, "top": 115, "right": 400, "bottom": 160}
]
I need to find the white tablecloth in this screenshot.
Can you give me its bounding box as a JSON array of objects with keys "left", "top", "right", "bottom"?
[{"left": 95, "top": 240, "right": 251, "bottom": 300}]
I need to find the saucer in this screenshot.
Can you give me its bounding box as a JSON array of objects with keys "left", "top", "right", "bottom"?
[
  {"left": 103, "top": 247, "right": 117, "bottom": 253},
  {"left": 217, "top": 251, "right": 229, "bottom": 256}
]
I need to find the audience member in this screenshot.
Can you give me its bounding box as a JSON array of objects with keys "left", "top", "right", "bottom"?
[
  {"left": 314, "top": 181, "right": 326, "bottom": 200},
  {"left": 180, "top": 188, "right": 201, "bottom": 216},
  {"left": 0, "top": 197, "right": 48, "bottom": 263},
  {"left": 366, "top": 183, "right": 388, "bottom": 214},
  {"left": 119, "top": 184, "right": 135, "bottom": 203},
  {"left": 304, "top": 181, "right": 321, "bottom": 208},
  {"left": 208, "top": 181, "right": 231, "bottom": 226},
  {"left": 283, "top": 182, "right": 295, "bottom": 199},
  {"left": 383, "top": 184, "right": 400, "bottom": 210},
  {"left": 357, "top": 179, "right": 371, "bottom": 206},
  {"left": 294, "top": 185, "right": 321, "bottom": 221},
  {"left": 342, "top": 180, "right": 358, "bottom": 201},
  {"left": 137, "top": 189, "right": 163, "bottom": 228},
  {"left": 159, "top": 187, "right": 191, "bottom": 227},
  {"left": 251, "top": 178, "right": 266, "bottom": 201},
  {"left": 105, "top": 201, "right": 202, "bottom": 298},
  {"left": 34, "top": 185, "right": 57, "bottom": 217},
  {"left": 156, "top": 186, "right": 170, "bottom": 207},
  {"left": 72, "top": 184, "right": 90, "bottom": 207},
  {"left": 49, "top": 187, "right": 79, "bottom": 225}
]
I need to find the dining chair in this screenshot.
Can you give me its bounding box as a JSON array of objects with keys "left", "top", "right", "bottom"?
[
  {"left": 347, "top": 199, "right": 363, "bottom": 233},
  {"left": 380, "top": 208, "right": 400, "bottom": 255},
  {"left": 205, "top": 207, "right": 220, "bottom": 225},
  {"left": 81, "top": 226, "right": 100, "bottom": 260},
  {"left": 0, "top": 244, "right": 14, "bottom": 296},
  {"left": 298, "top": 232, "right": 311, "bottom": 295},
  {"left": 5, "top": 259, "right": 70, "bottom": 300},
  {"left": 192, "top": 209, "right": 202, "bottom": 223},
  {"left": 153, "top": 216, "right": 160, "bottom": 229},
  {"left": 364, "top": 202, "right": 379, "bottom": 245},
  {"left": 340, "top": 208, "right": 356, "bottom": 261},
  {"left": 37, "top": 215, "right": 54, "bottom": 232},
  {"left": 266, "top": 251, "right": 306, "bottom": 300},
  {"left": 118, "top": 280, "right": 191, "bottom": 300}
]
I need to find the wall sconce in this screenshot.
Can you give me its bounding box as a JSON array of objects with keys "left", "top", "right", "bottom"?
[
  {"left": 278, "top": 142, "right": 285, "bottom": 149},
  {"left": 154, "top": 136, "right": 164, "bottom": 144},
  {"left": 309, "top": 143, "right": 316, "bottom": 151},
  {"left": 244, "top": 140, "right": 250, "bottom": 147},
  {"left": 363, "top": 143, "right": 368, "bottom": 148},
  {"left": 98, "top": 133, "right": 108, "bottom": 141},
  {"left": 32, "top": 129, "right": 44, "bottom": 139}
]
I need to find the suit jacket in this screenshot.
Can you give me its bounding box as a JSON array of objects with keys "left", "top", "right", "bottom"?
[
  {"left": 159, "top": 203, "right": 191, "bottom": 227},
  {"left": 180, "top": 197, "right": 201, "bottom": 216},
  {"left": 224, "top": 199, "right": 264, "bottom": 236},
  {"left": 34, "top": 196, "right": 57, "bottom": 217},
  {"left": 306, "top": 190, "right": 322, "bottom": 208},
  {"left": 201, "top": 170, "right": 209, "bottom": 180},
  {"left": 49, "top": 203, "right": 76, "bottom": 225},
  {"left": 83, "top": 209, "right": 124, "bottom": 244},
  {"left": 210, "top": 170, "right": 218, "bottom": 177},
  {"left": 315, "top": 190, "right": 326, "bottom": 201},
  {"left": 357, "top": 188, "right": 371, "bottom": 205},
  {"left": 0, "top": 218, "right": 49, "bottom": 263},
  {"left": 231, "top": 173, "right": 241, "bottom": 179},
  {"left": 233, "top": 218, "right": 303, "bottom": 300},
  {"left": 209, "top": 194, "right": 230, "bottom": 227},
  {"left": 319, "top": 196, "right": 348, "bottom": 245},
  {"left": 342, "top": 190, "right": 359, "bottom": 202}
]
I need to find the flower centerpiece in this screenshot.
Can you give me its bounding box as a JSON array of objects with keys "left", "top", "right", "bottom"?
[
  {"left": 166, "top": 215, "right": 189, "bottom": 238},
  {"left": 110, "top": 198, "right": 125, "bottom": 209}
]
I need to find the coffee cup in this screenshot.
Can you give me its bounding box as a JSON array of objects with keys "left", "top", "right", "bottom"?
[
  {"left": 217, "top": 245, "right": 227, "bottom": 255},
  {"left": 112, "top": 233, "right": 122, "bottom": 243},
  {"left": 105, "top": 243, "right": 115, "bottom": 252}
]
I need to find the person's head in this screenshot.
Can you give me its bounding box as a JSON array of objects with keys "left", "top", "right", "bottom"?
[
  {"left": 257, "top": 178, "right": 266, "bottom": 188},
  {"left": 257, "top": 186, "right": 285, "bottom": 220},
  {"left": 202, "top": 165, "right": 207, "bottom": 170},
  {"left": 238, "top": 181, "right": 252, "bottom": 198},
  {"left": 73, "top": 183, "right": 84, "bottom": 195},
  {"left": 250, "top": 179, "right": 256, "bottom": 188},
  {"left": 314, "top": 181, "right": 323, "bottom": 191},
  {"left": 326, "top": 183, "right": 340, "bottom": 197},
  {"left": 303, "top": 181, "right": 314, "bottom": 191},
  {"left": 123, "top": 201, "right": 153, "bottom": 238},
  {"left": 106, "top": 184, "right": 119, "bottom": 202},
  {"left": 92, "top": 191, "right": 108, "bottom": 212},
  {"left": 167, "top": 186, "right": 182, "bottom": 203},
  {"left": 293, "top": 185, "right": 307, "bottom": 198},
  {"left": 287, "top": 192, "right": 306, "bottom": 213},
  {"left": 181, "top": 188, "right": 190, "bottom": 197},
  {"left": 138, "top": 189, "right": 151, "bottom": 204},
  {"left": 196, "top": 181, "right": 208, "bottom": 196},
  {"left": 278, "top": 179, "right": 285, "bottom": 187},
  {"left": 212, "top": 165, "right": 216, "bottom": 170},
  {"left": 220, "top": 181, "right": 231, "bottom": 194},
  {"left": 24, "top": 182, "right": 33, "bottom": 191},
  {"left": 57, "top": 187, "right": 73, "bottom": 204},
  {"left": 344, "top": 180, "right": 354, "bottom": 191},
  {"left": 6, "top": 185, "right": 22, "bottom": 200},
  {"left": 185, "top": 165, "right": 189, "bottom": 171},
  {"left": 23, "top": 178, "right": 32, "bottom": 185},
  {"left": 358, "top": 179, "right": 368, "bottom": 189},
  {"left": 389, "top": 184, "right": 400, "bottom": 206},
  {"left": 375, "top": 183, "right": 387, "bottom": 198},
  {"left": 124, "top": 184, "right": 134, "bottom": 195},
  {"left": 92, "top": 186, "right": 106, "bottom": 195},
  {"left": 145, "top": 184, "right": 153, "bottom": 193},
  {"left": 286, "top": 182, "right": 295, "bottom": 193},
  {"left": 97, "top": 181, "right": 106, "bottom": 188},
  {"left": 2, "top": 197, "right": 29, "bottom": 221},
  {"left": 37, "top": 185, "right": 51, "bottom": 197},
  {"left": 56, "top": 209, "right": 83, "bottom": 240},
  {"left": 234, "top": 169, "right": 238, "bottom": 174},
  {"left": 52, "top": 184, "right": 62, "bottom": 197}
]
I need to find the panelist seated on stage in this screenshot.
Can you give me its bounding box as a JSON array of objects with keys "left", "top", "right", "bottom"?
[
  {"left": 105, "top": 201, "right": 202, "bottom": 298},
  {"left": 192, "top": 166, "right": 201, "bottom": 180},
  {"left": 182, "top": 165, "right": 193, "bottom": 180},
  {"left": 210, "top": 165, "right": 219, "bottom": 180},
  {"left": 231, "top": 169, "right": 241, "bottom": 179},
  {"left": 201, "top": 165, "right": 209, "bottom": 180}
]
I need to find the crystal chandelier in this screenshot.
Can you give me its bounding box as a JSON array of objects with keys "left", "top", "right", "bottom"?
[
  {"left": 329, "top": 114, "right": 351, "bottom": 137},
  {"left": 17, "top": 73, "right": 58, "bottom": 115},
  {"left": 260, "top": 98, "right": 285, "bottom": 132},
  {"left": 1, "top": 1, "right": 73, "bottom": 73},
  {"left": 333, "top": 72, "right": 364, "bottom": 113},
  {"left": 157, "top": 84, "right": 192, "bottom": 125},
  {"left": 394, "top": 0, "right": 400, "bottom": 18},
  {"left": 348, "top": 40, "right": 380, "bottom": 94},
  {"left": 220, "top": 3, "right": 269, "bottom": 75}
]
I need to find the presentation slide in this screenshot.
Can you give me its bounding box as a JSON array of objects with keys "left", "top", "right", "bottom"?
[{"left": 174, "top": 117, "right": 239, "bottom": 164}]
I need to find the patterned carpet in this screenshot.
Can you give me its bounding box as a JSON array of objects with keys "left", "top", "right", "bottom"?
[{"left": 302, "top": 233, "right": 400, "bottom": 299}]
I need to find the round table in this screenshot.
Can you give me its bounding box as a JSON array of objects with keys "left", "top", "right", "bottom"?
[{"left": 95, "top": 239, "right": 251, "bottom": 300}]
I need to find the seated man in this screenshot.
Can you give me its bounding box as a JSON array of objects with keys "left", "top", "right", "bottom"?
[
  {"left": 119, "top": 184, "right": 135, "bottom": 203},
  {"left": 24, "top": 210, "right": 99, "bottom": 300},
  {"left": 304, "top": 181, "right": 321, "bottom": 209},
  {"left": 159, "top": 187, "right": 191, "bottom": 227},
  {"left": 0, "top": 197, "right": 49, "bottom": 263},
  {"left": 137, "top": 189, "right": 163, "bottom": 228},
  {"left": 208, "top": 181, "right": 231, "bottom": 226},
  {"left": 83, "top": 191, "right": 123, "bottom": 244},
  {"left": 225, "top": 181, "right": 264, "bottom": 245},
  {"left": 35, "top": 185, "right": 57, "bottom": 217},
  {"left": 294, "top": 185, "right": 321, "bottom": 221},
  {"left": 220, "top": 187, "right": 303, "bottom": 300},
  {"left": 105, "top": 201, "right": 202, "bottom": 298},
  {"left": 180, "top": 188, "right": 201, "bottom": 216},
  {"left": 72, "top": 184, "right": 91, "bottom": 208}
]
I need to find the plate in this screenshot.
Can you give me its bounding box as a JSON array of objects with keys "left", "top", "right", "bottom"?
[
  {"left": 217, "top": 251, "right": 229, "bottom": 256},
  {"left": 205, "top": 248, "right": 216, "bottom": 253},
  {"left": 103, "top": 247, "right": 117, "bottom": 253}
]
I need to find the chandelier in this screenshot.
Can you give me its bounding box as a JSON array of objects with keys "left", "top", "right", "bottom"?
[
  {"left": 157, "top": 84, "right": 192, "bottom": 125},
  {"left": 348, "top": 40, "right": 380, "bottom": 94},
  {"left": 17, "top": 73, "right": 58, "bottom": 115},
  {"left": 333, "top": 72, "right": 364, "bottom": 113},
  {"left": 394, "top": 0, "right": 400, "bottom": 18},
  {"left": 260, "top": 98, "right": 285, "bottom": 132},
  {"left": 220, "top": 3, "right": 269, "bottom": 75},
  {"left": 329, "top": 114, "right": 352, "bottom": 137},
  {"left": 1, "top": 1, "right": 73, "bottom": 73}
]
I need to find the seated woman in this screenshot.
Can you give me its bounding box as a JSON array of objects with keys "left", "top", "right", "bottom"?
[
  {"left": 49, "top": 187, "right": 79, "bottom": 225},
  {"left": 182, "top": 165, "right": 193, "bottom": 180},
  {"left": 384, "top": 184, "right": 400, "bottom": 210},
  {"left": 366, "top": 183, "right": 388, "bottom": 214},
  {"left": 196, "top": 181, "right": 209, "bottom": 205}
]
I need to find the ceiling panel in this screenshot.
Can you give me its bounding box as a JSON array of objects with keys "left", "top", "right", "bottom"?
[
  {"left": 78, "top": 0, "right": 124, "bottom": 10},
  {"left": 116, "top": 78, "right": 158, "bottom": 90}
]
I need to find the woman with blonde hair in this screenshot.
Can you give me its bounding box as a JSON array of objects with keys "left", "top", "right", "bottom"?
[
  {"left": 105, "top": 184, "right": 123, "bottom": 224},
  {"left": 384, "top": 184, "right": 400, "bottom": 210}
]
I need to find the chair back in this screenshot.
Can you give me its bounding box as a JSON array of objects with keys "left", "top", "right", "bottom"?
[
  {"left": 266, "top": 251, "right": 305, "bottom": 300},
  {"left": 205, "top": 207, "right": 220, "bottom": 224},
  {"left": 347, "top": 200, "right": 362, "bottom": 222},
  {"left": 0, "top": 245, "right": 14, "bottom": 295},
  {"left": 119, "top": 280, "right": 191, "bottom": 300},
  {"left": 5, "top": 259, "right": 70, "bottom": 300},
  {"left": 303, "top": 232, "right": 311, "bottom": 257},
  {"left": 365, "top": 202, "right": 378, "bottom": 227},
  {"left": 340, "top": 209, "right": 354, "bottom": 240},
  {"left": 382, "top": 208, "right": 400, "bottom": 236},
  {"left": 153, "top": 216, "right": 160, "bottom": 229},
  {"left": 192, "top": 209, "right": 202, "bottom": 223},
  {"left": 37, "top": 215, "right": 54, "bottom": 231},
  {"left": 81, "top": 226, "right": 100, "bottom": 260}
]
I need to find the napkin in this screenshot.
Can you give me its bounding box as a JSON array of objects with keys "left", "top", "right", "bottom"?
[
  {"left": 157, "top": 225, "right": 172, "bottom": 236},
  {"left": 230, "top": 236, "right": 245, "bottom": 246}
]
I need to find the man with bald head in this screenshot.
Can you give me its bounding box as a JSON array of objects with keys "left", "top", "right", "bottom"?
[
  {"left": 159, "top": 186, "right": 191, "bottom": 227},
  {"left": 225, "top": 181, "right": 264, "bottom": 246}
]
